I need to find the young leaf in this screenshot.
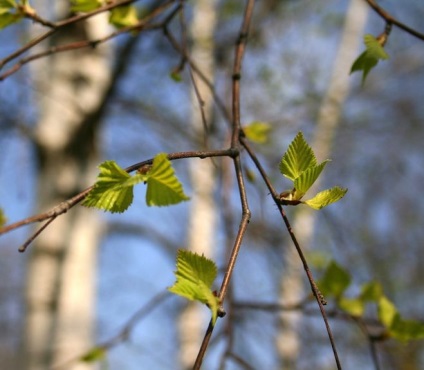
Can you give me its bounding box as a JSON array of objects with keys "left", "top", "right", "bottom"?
[
  {"left": 390, "top": 316, "right": 424, "bottom": 342},
  {"left": 304, "top": 186, "right": 347, "bottom": 210},
  {"left": 170, "top": 71, "right": 182, "bottom": 82},
  {"left": 109, "top": 4, "right": 138, "bottom": 28},
  {"left": 0, "top": 208, "right": 6, "bottom": 227},
  {"left": 82, "top": 161, "right": 145, "bottom": 213},
  {"left": 145, "top": 153, "right": 190, "bottom": 207},
  {"left": 244, "top": 121, "right": 272, "bottom": 144},
  {"left": 70, "top": 0, "right": 103, "bottom": 12},
  {"left": 378, "top": 295, "right": 398, "bottom": 329},
  {"left": 0, "top": 0, "right": 23, "bottom": 29},
  {"left": 279, "top": 132, "right": 317, "bottom": 181},
  {"left": 80, "top": 346, "right": 106, "bottom": 363},
  {"left": 350, "top": 34, "right": 389, "bottom": 84},
  {"left": 293, "top": 160, "right": 330, "bottom": 199},
  {"left": 378, "top": 295, "right": 424, "bottom": 341},
  {"left": 318, "top": 260, "right": 351, "bottom": 298},
  {"left": 338, "top": 297, "right": 364, "bottom": 317},
  {"left": 360, "top": 281, "right": 383, "bottom": 301},
  {"left": 169, "top": 249, "right": 220, "bottom": 324}
]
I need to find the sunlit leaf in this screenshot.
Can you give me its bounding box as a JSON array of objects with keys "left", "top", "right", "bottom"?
[
  {"left": 293, "top": 160, "right": 330, "bottom": 199},
  {"left": 378, "top": 295, "right": 398, "bottom": 329},
  {"left": 279, "top": 132, "right": 316, "bottom": 181},
  {"left": 169, "top": 249, "right": 220, "bottom": 324},
  {"left": 378, "top": 295, "right": 424, "bottom": 341},
  {"left": 80, "top": 346, "right": 106, "bottom": 363},
  {"left": 339, "top": 297, "right": 364, "bottom": 317},
  {"left": 304, "top": 186, "right": 347, "bottom": 210},
  {"left": 350, "top": 34, "right": 389, "bottom": 84},
  {"left": 318, "top": 260, "right": 351, "bottom": 298},
  {"left": 70, "top": 0, "right": 102, "bottom": 12},
  {"left": 244, "top": 121, "right": 272, "bottom": 144},
  {"left": 0, "top": 208, "right": 6, "bottom": 227},
  {"left": 0, "top": 0, "right": 23, "bottom": 29},
  {"left": 0, "top": 0, "right": 16, "bottom": 12},
  {"left": 390, "top": 316, "right": 424, "bottom": 342},
  {"left": 82, "top": 161, "right": 145, "bottom": 213},
  {"left": 170, "top": 71, "right": 182, "bottom": 82},
  {"left": 145, "top": 153, "right": 190, "bottom": 207},
  {"left": 360, "top": 281, "right": 383, "bottom": 301},
  {"left": 0, "top": 12, "right": 21, "bottom": 28},
  {"left": 109, "top": 4, "right": 138, "bottom": 28}
]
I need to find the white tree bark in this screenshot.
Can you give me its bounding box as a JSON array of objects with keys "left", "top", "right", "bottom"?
[
  {"left": 22, "top": 4, "right": 110, "bottom": 369},
  {"left": 276, "top": 1, "right": 368, "bottom": 367},
  {"left": 178, "top": 1, "right": 218, "bottom": 368}
]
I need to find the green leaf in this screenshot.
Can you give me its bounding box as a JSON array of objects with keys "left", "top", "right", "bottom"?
[
  {"left": 378, "top": 295, "right": 398, "bottom": 329},
  {"left": 318, "top": 261, "right": 351, "bottom": 298},
  {"left": 360, "top": 281, "right": 383, "bottom": 301},
  {"left": 350, "top": 34, "right": 389, "bottom": 84},
  {"left": 109, "top": 4, "right": 138, "bottom": 28},
  {"left": 0, "top": 0, "right": 23, "bottom": 29},
  {"left": 71, "top": 0, "right": 103, "bottom": 12},
  {"left": 377, "top": 295, "right": 424, "bottom": 341},
  {"left": 80, "top": 346, "right": 106, "bottom": 363},
  {"left": 0, "top": 0, "right": 16, "bottom": 12},
  {"left": 244, "top": 121, "right": 272, "bottom": 144},
  {"left": 170, "top": 71, "right": 182, "bottom": 82},
  {"left": 293, "top": 160, "right": 330, "bottom": 199},
  {"left": 169, "top": 249, "right": 220, "bottom": 324},
  {"left": 0, "top": 208, "right": 6, "bottom": 227},
  {"left": 279, "top": 132, "right": 317, "bottom": 181},
  {"left": 145, "top": 153, "right": 190, "bottom": 207},
  {"left": 304, "top": 186, "right": 347, "bottom": 210},
  {"left": 364, "top": 34, "right": 389, "bottom": 59},
  {"left": 82, "top": 161, "right": 145, "bottom": 213},
  {"left": 390, "top": 316, "right": 424, "bottom": 342},
  {"left": 339, "top": 297, "right": 364, "bottom": 317},
  {"left": 0, "top": 12, "right": 21, "bottom": 28}
]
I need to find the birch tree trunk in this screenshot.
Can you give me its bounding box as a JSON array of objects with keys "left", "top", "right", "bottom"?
[
  {"left": 178, "top": 1, "right": 218, "bottom": 368},
  {"left": 276, "top": 1, "right": 368, "bottom": 367},
  {"left": 22, "top": 3, "right": 111, "bottom": 369}
]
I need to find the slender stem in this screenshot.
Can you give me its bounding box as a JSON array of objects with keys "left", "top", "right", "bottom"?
[
  {"left": 0, "top": 149, "right": 235, "bottom": 239},
  {"left": 364, "top": 0, "right": 424, "bottom": 41}
]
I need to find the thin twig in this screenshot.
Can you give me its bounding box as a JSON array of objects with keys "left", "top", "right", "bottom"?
[
  {"left": 0, "top": 1, "right": 177, "bottom": 81},
  {"left": 364, "top": 0, "right": 424, "bottom": 41},
  {"left": 0, "top": 149, "right": 235, "bottom": 246},
  {"left": 193, "top": 1, "right": 255, "bottom": 369},
  {"left": 240, "top": 137, "right": 342, "bottom": 369}
]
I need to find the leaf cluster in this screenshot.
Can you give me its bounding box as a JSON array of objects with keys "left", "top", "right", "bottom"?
[
  {"left": 0, "top": 0, "right": 140, "bottom": 30},
  {"left": 82, "top": 153, "right": 189, "bottom": 213},
  {"left": 319, "top": 261, "right": 424, "bottom": 341},
  {"left": 279, "top": 132, "right": 347, "bottom": 210}
]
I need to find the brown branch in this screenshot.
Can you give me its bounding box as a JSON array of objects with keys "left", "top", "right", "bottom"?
[
  {"left": 364, "top": 0, "right": 424, "bottom": 41},
  {"left": 193, "top": 1, "right": 255, "bottom": 369},
  {"left": 0, "top": 1, "right": 177, "bottom": 80},
  {"left": 240, "top": 137, "right": 342, "bottom": 370},
  {"left": 0, "top": 149, "right": 236, "bottom": 249}
]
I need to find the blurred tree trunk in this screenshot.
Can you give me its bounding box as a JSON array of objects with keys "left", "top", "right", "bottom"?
[
  {"left": 22, "top": 3, "right": 111, "bottom": 369},
  {"left": 178, "top": 1, "right": 218, "bottom": 368},
  {"left": 276, "top": 1, "right": 368, "bottom": 367}
]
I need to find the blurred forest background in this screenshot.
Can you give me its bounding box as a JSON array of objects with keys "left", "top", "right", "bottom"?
[{"left": 0, "top": 0, "right": 424, "bottom": 369}]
